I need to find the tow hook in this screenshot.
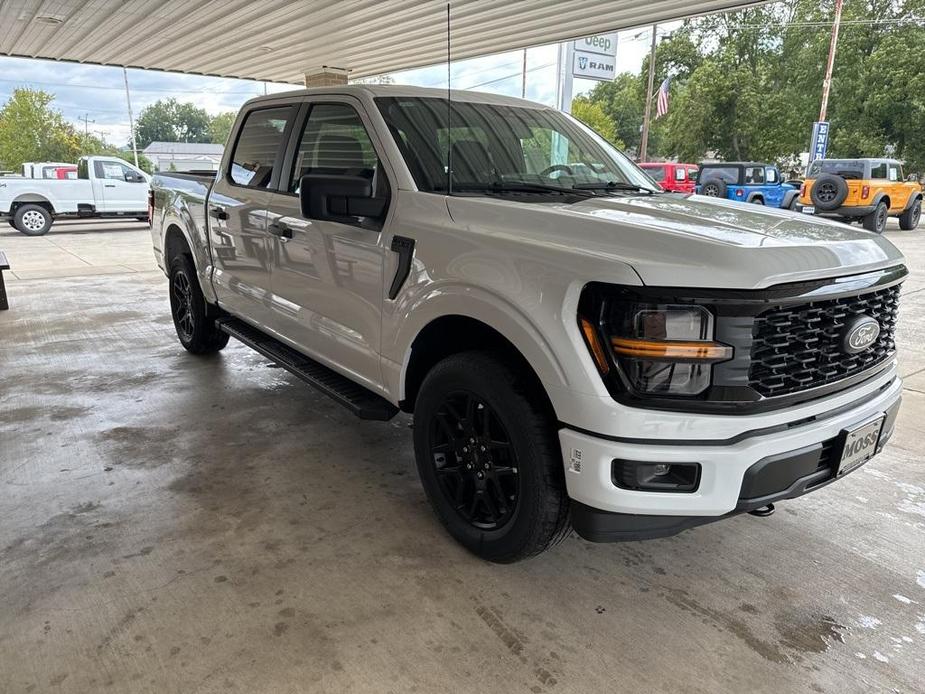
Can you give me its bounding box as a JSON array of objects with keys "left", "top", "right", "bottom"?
[{"left": 748, "top": 503, "right": 775, "bottom": 517}]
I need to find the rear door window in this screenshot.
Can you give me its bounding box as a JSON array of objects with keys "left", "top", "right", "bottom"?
[
  {"left": 644, "top": 166, "right": 666, "bottom": 182},
  {"left": 744, "top": 166, "right": 765, "bottom": 184},
  {"left": 870, "top": 162, "right": 888, "bottom": 179},
  {"left": 229, "top": 106, "right": 294, "bottom": 188}
]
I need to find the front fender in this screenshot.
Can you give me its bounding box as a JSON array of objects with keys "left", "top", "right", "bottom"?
[{"left": 387, "top": 283, "right": 572, "bottom": 402}]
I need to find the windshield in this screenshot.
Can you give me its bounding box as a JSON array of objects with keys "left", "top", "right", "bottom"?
[{"left": 375, "top": 96, "right": 658, "bottom": 195}]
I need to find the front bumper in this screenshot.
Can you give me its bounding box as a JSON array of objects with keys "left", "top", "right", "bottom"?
[{"left": 559, "top": 372, "right": 902, "bottom": 541}]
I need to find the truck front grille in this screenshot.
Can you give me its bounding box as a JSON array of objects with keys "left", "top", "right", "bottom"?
[{"left": 748, "top": 284, "right": 900, "bottom": 397}]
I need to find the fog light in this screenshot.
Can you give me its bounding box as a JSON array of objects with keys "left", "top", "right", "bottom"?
[{"left": 612, "top": 460, "right": 701, "bottom": 493}]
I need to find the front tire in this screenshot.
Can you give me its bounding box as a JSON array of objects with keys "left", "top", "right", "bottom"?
[
  {"left": 899, "top": 199, "right": 921, "bottom": 231},
  {"left": 412, "top": 351, "right": 570, "bottom": 563},
  {"left": 863, "top": 201, "right": 888, "bottom": 234},
  {"left": 14, "top": 204, "right": 53, "bottom": 236},
  {"left": 168, "top": 253, "right": 229, "bottom": 354}
]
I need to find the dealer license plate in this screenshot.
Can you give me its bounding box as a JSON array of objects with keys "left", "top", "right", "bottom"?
[
  {"left": 837, "top": 417, "right": 885, "bottom": 477},
  {"left": 802, "top": 206, "right": 815, "bottom": 215}
]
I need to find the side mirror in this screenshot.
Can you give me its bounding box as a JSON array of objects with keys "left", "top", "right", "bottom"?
[
  {"left": 907, "top": 174, "right": 918, "bottom": 182},
  {"left": 124, "top": 172, "right": 144, "bottom": 183},
  {"left": 299, "top": 174, "right": 387, "bottom": 223}
]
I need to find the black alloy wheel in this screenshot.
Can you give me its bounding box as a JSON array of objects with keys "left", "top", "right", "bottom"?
[
  {"left": 171, "top": 268, "right": 195, "bottom": 343},
  {"left": 429, "top": 391, "right": 520, "bottom": 531},
  {"left": 702, "top": 181, "right": 722, "bottom": 197}
]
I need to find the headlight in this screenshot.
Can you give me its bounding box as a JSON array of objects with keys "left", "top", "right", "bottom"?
[{"left": 580, "top": 298, "right": 732, "bottom": 397}]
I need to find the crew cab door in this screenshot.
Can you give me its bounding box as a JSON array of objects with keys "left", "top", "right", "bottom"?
[
  {"left": 209, "top": 104, "right": 297, "bottom": 323},
  {"left": 262, "top": 98, "right": 390, "bottom": 391},
  {"left": 92, "top": 159, "right": 148, "bottom": 212}
]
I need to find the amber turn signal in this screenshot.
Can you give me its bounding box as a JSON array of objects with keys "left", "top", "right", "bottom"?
[
  {"left": 611, "top": 337, "right": 732, "bottom": 361},
  {"left": 580, "top": 317, "right": 611, "bottom": 375}
]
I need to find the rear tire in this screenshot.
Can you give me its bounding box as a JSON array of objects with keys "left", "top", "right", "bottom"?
[
  {"left": 863, "top": 202, "right": 888, "bottom": 234},
  {"left": 14, "top": 204, "right": 53, "bottom": 236},
  {"left": 412, "top": 351, "right": 570, "bottom": 563},
  {"left": 899, "top": 199, "right": 921, "bottom": 231},
  {"left": 168, "top": 253, "right": 229, "bottom": 354}
]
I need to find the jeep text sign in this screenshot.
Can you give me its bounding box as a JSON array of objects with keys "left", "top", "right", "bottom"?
[
  {"left": 809, "top": 121, "right": 830, "bottom": 163},
  {"left": 573, "top": 33, "right": 617, "bottom": 82}
]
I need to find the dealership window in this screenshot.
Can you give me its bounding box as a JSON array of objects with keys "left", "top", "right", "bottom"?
[
  {"left": 229, "top": 106, "right": 293, "bottom": 188},
  {"left": 888, "top": 163, "right": 901, "bottom": 182},
  {"left": 674, "top": 167, "right": 686, "bottom": 181}
]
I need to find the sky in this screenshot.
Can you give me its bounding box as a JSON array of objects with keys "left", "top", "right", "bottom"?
[{"left": 0, "top": 25, "right": 673, "bottom": 148}]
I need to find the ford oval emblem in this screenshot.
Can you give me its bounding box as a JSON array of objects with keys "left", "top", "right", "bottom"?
[{"left": 842, "top": 316, "right": 880, "bottom": 354}]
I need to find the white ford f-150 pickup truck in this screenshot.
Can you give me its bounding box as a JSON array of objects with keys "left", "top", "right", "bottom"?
[
  {"left": 1, "top": 155, "right": 149, "bottom": 235},
  {"left": 150, "top": 85, "right": 905, "bottom": 562}
]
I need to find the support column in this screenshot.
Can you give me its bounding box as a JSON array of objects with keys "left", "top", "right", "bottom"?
[{"left": 303, "top": 67, "right": 349, "bottom": 87}]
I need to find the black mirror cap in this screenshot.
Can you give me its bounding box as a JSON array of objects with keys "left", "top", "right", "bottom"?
[{"left": 299, "top": 173, "right": 387, "bottom": 222}]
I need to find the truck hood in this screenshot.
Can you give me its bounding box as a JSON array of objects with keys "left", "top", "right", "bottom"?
[{"left": 445, "top": 193, "right": 905, "bottom": 289}]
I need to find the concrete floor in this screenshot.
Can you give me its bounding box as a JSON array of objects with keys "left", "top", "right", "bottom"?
[{"left": 1, "top": 218, "right": 924, "bottom": 694}]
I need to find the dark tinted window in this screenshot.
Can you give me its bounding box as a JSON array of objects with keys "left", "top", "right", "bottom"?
[
  {"left": 807, "top": 159, "right": 865, "bottom": 179},
  {"left": 870, "top": 162, "right": 888, "bottom": 179},
  {"left": 77, "top": 159, "right": 89, "bottom": 179},
  {"left": 642, "top": 166, "right": 666, "bottom": 182},
  {"left": 289, "top": 103, "right": 380, "bottom": 194},
  {"left": 229, "top": 107, "right": 292, "bottom": 188},
  {"left": 701, "top": 166, "right": 739, "bottom": 184}
]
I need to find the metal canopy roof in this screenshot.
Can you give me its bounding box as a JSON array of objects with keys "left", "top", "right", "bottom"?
[{"left": 1, "top": 0, "right": 768, "bottom": 83}]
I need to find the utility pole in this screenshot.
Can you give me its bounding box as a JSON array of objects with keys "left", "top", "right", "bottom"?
[
  {"left": 122, "top": 67, "right": 139, "bottom": 169},
  {"left": 639, "top": 23, "right": 658, "bottom": 162},
  {"left": 79, "top": 114, "right": 95, "bottom": 140},
  {"left": 818, "top": 0, "right": 844, "bottom": 122},
  {"left": 521, "top": 47, "right": 527, "bottom": 98}
]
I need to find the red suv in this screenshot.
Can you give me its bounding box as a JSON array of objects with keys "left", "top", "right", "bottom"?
[{"left": 639, "top": 162, "right": 699, "bottom": 193}]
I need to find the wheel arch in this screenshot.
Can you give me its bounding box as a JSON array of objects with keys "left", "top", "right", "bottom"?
[
  {"left": 399, "top": 314, "right": 558, "bottom": 422},
  {"left": 12, "top": 194, "right": 55, "bottom": 214}
]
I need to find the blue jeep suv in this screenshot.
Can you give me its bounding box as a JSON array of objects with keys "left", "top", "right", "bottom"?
[{"left": 696, "top": 162, "right": 800, "bottom": 209}]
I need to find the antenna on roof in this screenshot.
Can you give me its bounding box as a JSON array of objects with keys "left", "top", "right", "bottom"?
[{"left": 446, "top": 2, "right": 452, "bottom": 196}]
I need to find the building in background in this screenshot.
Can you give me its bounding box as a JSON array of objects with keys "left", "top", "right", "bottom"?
[{"left": 142, "top": 142, "right": 224, "bottom": 172}]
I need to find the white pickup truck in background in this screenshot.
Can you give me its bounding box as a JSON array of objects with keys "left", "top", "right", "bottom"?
[{"left": 0, "top": 155, "right": 150, "bottom": 235}]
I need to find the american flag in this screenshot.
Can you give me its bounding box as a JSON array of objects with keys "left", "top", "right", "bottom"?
[{"left": 656, "top": 78, "right": 671, "bottom": 118}]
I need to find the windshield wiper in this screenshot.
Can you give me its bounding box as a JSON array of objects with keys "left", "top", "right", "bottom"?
[
  {"left": 451, "top": 181, "right": 595, "bottom": 197},
  {"left": 572, "top": 181, "right": 658, "bottom": 195}
]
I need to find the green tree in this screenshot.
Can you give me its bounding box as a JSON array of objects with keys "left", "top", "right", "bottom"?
[
  {"left": 133, "top": 98, "right": 211, "bottom": 148},
  {"left": 0, "top": 88, "right": 81, "bottom": 169},
  {"left": 571, "top": 96, "right": 623, "bottom": 147},
  {"left": 208, "top": 111, "right": 236, "bottom": 145}
]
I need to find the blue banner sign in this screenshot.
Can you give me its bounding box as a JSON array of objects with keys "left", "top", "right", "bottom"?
[{"left": 809, "top": 121, "right": 830, "bottom": 163}]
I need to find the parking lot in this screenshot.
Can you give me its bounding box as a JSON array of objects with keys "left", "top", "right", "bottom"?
[{"left": 0, "top": 218, "right": 922, "bottom": 693}]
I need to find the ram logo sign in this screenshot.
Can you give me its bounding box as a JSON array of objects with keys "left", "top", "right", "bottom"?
[{"left": 572, "top": 33, "right": 617, "bottom": 82}]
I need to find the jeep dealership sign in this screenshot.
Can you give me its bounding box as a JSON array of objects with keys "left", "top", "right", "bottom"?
[{"left": 572, "top": 33, "right": 617, "bottom": 81}]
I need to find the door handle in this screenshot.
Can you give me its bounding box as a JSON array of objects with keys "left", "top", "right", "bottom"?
[
  {"left": 104, "top": 184, "right": 116, "bottom": 188},
  {"left": 268, "top": 221, "right": 292, "bottom": 240},
  {"left": 209, "top": 207, "right": 228, "bottom": 221}
]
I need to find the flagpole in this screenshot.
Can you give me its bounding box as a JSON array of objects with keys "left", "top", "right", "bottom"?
[{"left": 639, "top": 23, "right": 657, "bottom": 162}]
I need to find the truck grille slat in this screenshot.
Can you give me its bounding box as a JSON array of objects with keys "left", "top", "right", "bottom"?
[{"left": 748, "top": 285, "right": 900, "bottom": 397}]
